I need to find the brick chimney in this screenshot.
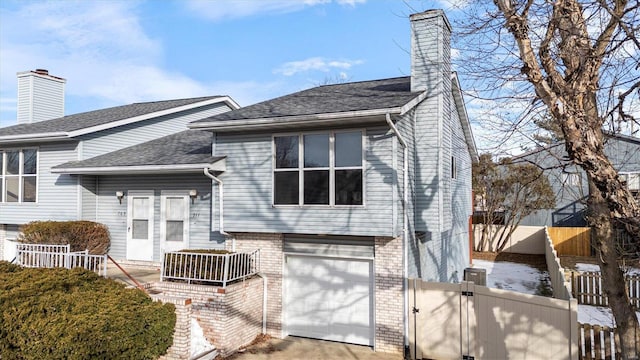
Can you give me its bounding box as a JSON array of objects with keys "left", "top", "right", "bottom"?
[
  {"left": 16, "top": 69, "right": 66, "bottom": 124},
  {"left": 410, "top": 10, "right": 451, "bottom": 94}
]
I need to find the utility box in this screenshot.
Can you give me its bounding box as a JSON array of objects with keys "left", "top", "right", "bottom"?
[{"left": 464, "top": 267, "right": 487, "bottom": 286}]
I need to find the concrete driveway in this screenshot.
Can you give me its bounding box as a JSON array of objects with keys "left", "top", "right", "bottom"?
[{"left": 226, "top": 337, "right": 403, "bottom": 360}]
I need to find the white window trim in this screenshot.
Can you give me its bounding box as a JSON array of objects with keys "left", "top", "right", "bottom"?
[
  {"left": 0, "top": 147, "right": 39, "bottom": 203},
  {"left": 620, "top": 172, "right": 640, "bottom": 191},
  {"left": 160, "top": 191, "right": 190, "bottom": 252},
  {"left": 562, "top": 172, "right": 581, "bottom": 187},
  {"left": 272, "top": 129, "right": 366, "bottom": 207}
]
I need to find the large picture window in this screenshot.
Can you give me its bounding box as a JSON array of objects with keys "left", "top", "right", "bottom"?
[
  {"left": 1, "top": 148, "right": 38, "bottom": 203},
  {"left": 273, "top": 131, "right": 363, "bottom": 206}
]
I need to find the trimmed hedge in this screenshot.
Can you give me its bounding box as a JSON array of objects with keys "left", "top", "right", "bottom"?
[
  {"left": 0, "top": 261, "right": 176, "bottom": 360},
  {"left": 18, "top": 220, "right": 110, "bottom": 255}
]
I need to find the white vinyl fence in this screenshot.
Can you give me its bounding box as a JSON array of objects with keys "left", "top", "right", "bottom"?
[
  {"left": 14, "top": 243, "right": 107, "bottom": 276},
  {"left": 161, "top": 250, "right": 260, "bottom": 287}
]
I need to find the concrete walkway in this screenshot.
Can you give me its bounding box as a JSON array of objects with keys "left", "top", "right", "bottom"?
[
  {"left": 227, "top": 337, "right": 403, "bottom": 360},
  {"left": 105, "top": 261, "right": 161, "bottom": 288}
]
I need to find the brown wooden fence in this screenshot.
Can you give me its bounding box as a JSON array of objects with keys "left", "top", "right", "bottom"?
[
  {"left": 548, "top": 227, "right": 592, "bottom": 256},
  {"left": 570, "top": 271, "right": 640, "bottom": 307},
  {"left": 578, "top": 323, "right": 620, "bottom": 360}
]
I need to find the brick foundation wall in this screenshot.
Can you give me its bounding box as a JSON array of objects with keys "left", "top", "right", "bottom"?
[
  {"left": 374, "top": 236, "right": 405, "bottom": 353},
  {"left": 151, "top": 295, "right": 192, "bottom": 360},
  {"left": 228, "top": 233, "right": 283, "bottom": 338},
  {"left": 230, "top": 232, "right": 405, "bottom": 354},
  {"left": 148, "top": 276, "right": 264, "bottom": 357}
]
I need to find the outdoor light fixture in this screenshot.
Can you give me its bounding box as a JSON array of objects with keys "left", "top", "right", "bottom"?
[
  {"left": 116, "top": 191, "right": 124, "bottom": 204},
  {"left": 189, "top": 189, "right": 198, "bottom": 203}
]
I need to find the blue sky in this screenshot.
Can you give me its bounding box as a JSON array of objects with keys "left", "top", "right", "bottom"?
[{"left": 0, "top": 0, "right": 468, "bottom": 129}]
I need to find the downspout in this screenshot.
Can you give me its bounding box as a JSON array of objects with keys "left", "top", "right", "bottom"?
[
  {"left": 257, "top": 272, "right": 268, "bottom": 334},
  {"left": 203, "top": 167, "right": 234, "bottom": 251},
  {"left": 386, "top": 113, "right": 410, "bottom": 351}
]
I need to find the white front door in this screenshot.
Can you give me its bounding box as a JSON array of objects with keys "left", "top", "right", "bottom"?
[
  {"left": 126, "top": 191, "right": 154, "bottom": 261},
  {"left": 284, "top": 255, "right": 374, "bottom": 346},
  {"left": 160, "top": 194, "right": 189, "bottom": 253}
]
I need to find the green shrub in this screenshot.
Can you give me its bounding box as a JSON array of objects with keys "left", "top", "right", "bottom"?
[
  {"left": 163, "top": 249, "right": 254, "bottom": 285},
  {"left": 18, "top": 221, "right": 110, "bottom": 254},
  {"left": 0, "top": 261, "right": 175, "bottom": 360}
]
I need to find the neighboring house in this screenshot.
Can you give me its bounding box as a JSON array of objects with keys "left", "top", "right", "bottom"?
[
  {"left": 0, "top": 69, "right": 239, "bottom": 258},
  {"left": 49, "top": 10, "right": 477, "bottom": 353},
  {"left": 513, "top": 133, "right": 640, "bottom": 227}
]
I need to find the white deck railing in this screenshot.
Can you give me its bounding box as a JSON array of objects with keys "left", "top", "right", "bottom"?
[
  {"left": 161, "top": 250, "right": 260, "bottom": 287},
  {"left": 15, "top": 244, "right": 108, "bottom": 276}
]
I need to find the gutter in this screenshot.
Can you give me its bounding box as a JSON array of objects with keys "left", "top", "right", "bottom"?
[
  {"left": 203, "top": 167, "right": 234, "bottom": 250},
  {"left": 385, "top": 113, "right": 410, "bottom": 351},
  {"left": 53, "top": 161, "right": 225, "bottom": 175},
  {"left": 257, "top": 272, "right": 268, "bottom": 334},
  {"left": 188, "top": 108, "right": 401, "bottom": 131},
  {"left": 0, "top": 133, "right": 68, "bottom": 144}
]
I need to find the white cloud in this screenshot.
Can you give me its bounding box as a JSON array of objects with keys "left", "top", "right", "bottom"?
[
  {"left": 0, "top": 0, "right": 283, "bottom": 127},
  {"left": 274, "top": 57, "right": 363, "bottom": 76},
  {"left": 433, "top": 0, "right": 470, "bottom": 10},
  {"left": 184, "top": 0, "right": 365, "bottom": 21}
]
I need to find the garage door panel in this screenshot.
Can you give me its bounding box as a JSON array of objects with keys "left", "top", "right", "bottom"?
[{"left": 284, "top": 255, "right": 373, "bottom": 346}]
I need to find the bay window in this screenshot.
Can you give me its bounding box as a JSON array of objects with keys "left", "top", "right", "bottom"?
[
  {"left": 274, "top": 131, "right": 363, "bottom": 206},
  {"left": 1, "top": 148, "right": 38, "bottom": 203}
]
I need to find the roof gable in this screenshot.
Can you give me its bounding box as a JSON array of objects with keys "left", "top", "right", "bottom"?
[
  {"left": 0, "top": 96, "right": 238, "bottom": 143},
  {"left": 190, "top": 77, "right": 421, "bottom": 130},
  {"left": 52, "top": 130, "right": 224, "bottom": 174}
]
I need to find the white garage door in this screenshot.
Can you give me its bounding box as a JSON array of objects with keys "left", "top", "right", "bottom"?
[{"left": 284, "top": 255, "right": 374, "bottom": 346}]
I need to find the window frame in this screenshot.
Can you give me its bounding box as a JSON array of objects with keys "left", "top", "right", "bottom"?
[
  {"left": 562, "top": 172, "right": 581, "bottom": 187},
  {"left": 620, "top": 172, "right": 640, "bottom": 191},
  {"left": 272, "top": 129, "right": 366, "bottom": 207},
  {"left": 451, "top": 156, "right": 457, "bottom": 180},
  {"left": 0, "top": 147, "right": 39, "bottom": 204}
]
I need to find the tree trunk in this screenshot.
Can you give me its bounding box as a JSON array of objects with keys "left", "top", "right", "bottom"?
[{"left": 588, "top": 181, "right": 640, "bottom": 359}]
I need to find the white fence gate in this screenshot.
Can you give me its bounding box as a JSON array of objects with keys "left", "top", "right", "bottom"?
[{"left": 409, "top": 279, "right": 579, "bottom": 360}]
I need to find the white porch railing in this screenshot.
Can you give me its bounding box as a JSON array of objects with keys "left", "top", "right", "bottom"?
[
  {"left": 14, "top": 244, "right": 108, "bottom": 276},
  {"left": 161, "top": 250, "right": 260, "bottom": 287}
]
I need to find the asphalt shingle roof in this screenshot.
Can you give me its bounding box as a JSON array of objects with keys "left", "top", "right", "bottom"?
[
  {"left": 0, "top": 96, "right": 223, "bottom": 137},
  {"left": 53, "top": 130, "right": 220, "bottom": 169},
  {"left": 191, "top": 77, "right": 420, "bottom": 123}
]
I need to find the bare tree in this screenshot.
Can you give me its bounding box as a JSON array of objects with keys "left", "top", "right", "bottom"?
[
  {"left": 473, "top": 154, "right": 555, "bottom": 252},
  {"left": 452, "top": 0, "right": 640, "bottom": 356}
]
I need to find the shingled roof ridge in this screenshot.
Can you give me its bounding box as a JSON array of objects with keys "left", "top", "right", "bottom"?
[
  {"left": 314, "top": 76, "right": 411, "bottom": 89},
  {"left": 130, "top": 95, "right": 223, "bottom": 106}
]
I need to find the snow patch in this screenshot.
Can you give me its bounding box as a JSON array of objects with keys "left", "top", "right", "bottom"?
[
  {"left": 475, "top": 259, "right": 640, "bottom": 327},
  {"left": 578, "top": 304, "right": 640, "bottom": 327},
  {"left": 191, "top": 318, "right": 215, "bottom": 357},
  {"left": 576, "top": 263, "right": 640, "bottom": 275},
  {"left": 472, "top": 259, "right": 549, "bottom": 295}
]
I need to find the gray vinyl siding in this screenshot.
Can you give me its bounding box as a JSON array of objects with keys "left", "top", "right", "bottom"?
[
  {"left": 450, "top": 105, "right": 472, "bottom": 281},
  {"left": 605, "top": 137, "right": 640, "bottom": 173},
  {"left": 17, "top": 75, "right": 65, "bottom": 124},
  {"left": 408, "top": 91, "right": 470, "bottom": 282},
  {"left": 93, "top": 174, "right": 220, "bottom": 261},
  {"left": 519, "top": 137, "right": 640, "bottom": 227},
  {"left": 395, "top": 110, "right": 419, "bottom": 278},
  {"left": 81, "top": 176, "right": 97, "bottom": 221},
  {"left": 215, "top": 126, "right": 396, "bottom": 237},
  {"left": 16, "top": 78, "right": 31, "bottom": 125},
  {"left": 79, "top": 103, "right": 232, "bottom": 159},
  {"left": 0, "top": 141, "right": 79, "bottom": 225}
]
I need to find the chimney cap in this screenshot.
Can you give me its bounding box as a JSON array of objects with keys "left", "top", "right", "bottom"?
[{"left": 16, "top": 69, "right": 67, "bottom": 82}]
